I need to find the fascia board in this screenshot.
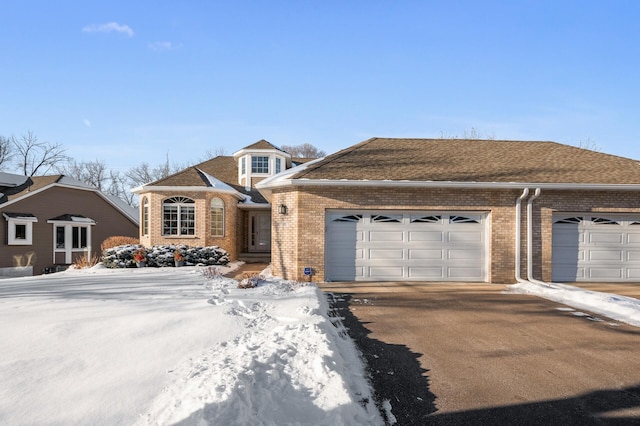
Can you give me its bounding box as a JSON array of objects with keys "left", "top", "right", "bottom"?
[
  {"left": 257, "top": 179, "right": 640, "bottom": 191},
  {"left": 132, "top": 185, "right": 246, "bottom": 200},
  {"left": 232, "top": 148, "right": 292, "bottom": 158}
]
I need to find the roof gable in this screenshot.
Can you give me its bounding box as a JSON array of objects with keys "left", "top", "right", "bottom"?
[{"left": 291, "top": 138, "right": 640, "bottom": 185}]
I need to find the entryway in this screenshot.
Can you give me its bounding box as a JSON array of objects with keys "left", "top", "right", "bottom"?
[{"left": 248, "top": 211, "right": 271, "bottom": 253}]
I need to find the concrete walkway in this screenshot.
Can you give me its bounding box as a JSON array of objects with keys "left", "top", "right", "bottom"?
[{"left": 320, "top": 282, "right": 640, "bottom": 424}]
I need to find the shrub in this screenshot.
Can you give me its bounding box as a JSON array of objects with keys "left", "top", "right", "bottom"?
[
  {"left": 238, "top": 273, "right": 265, "bottom": 289},
  {"left": 73, "top": 253, "right": 99, "bottom": 269},
  {"left": 101, "top": 244, "right": 229, "bottom": 269},
  {"left": 101, "top": 236, "right": 139, "bottom": 252}
]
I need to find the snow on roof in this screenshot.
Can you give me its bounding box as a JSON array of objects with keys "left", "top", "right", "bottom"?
[
  {"left": 256, "top": 156, "right": 325, "bottom": 188},
  {"left": 196, "top": 168, "right": 245, "bottom": 199},
  {"left": 0, "top": 172, "right": 28, "bottom": 187}
]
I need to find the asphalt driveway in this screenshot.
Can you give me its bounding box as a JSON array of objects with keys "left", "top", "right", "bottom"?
[{"left": 320, "top": 282, "right": 640, "bottom": 425}]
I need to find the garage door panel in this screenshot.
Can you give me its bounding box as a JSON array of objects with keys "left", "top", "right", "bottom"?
[
  {"left": 628, "top": 251, "right": 640, "bottom": 261},
  {"left": 588, "top": 250, "right": 623, "bottom": 261},
  {"left": 369, "top": 231, "right": 404, "bottom": 242},
  {"left": 368, "top": 266, "right": 404, "bottom": 278},
  {"left": 408, "top": 231, "right": 443, "bottom": 242},
  {"left": 447, "top": 231, "right": 482, "bottom": 243},
  {"left": 408, "top": 267, "right": 445, "bottom": 278},
  {"left": 448, "top": 267, "right": 484, "bottom": 279},
  {"left": 408, "top": 249, "right": 443, "bottom": 260},
  {"left": 628, "top": 233, "right": 640, "bottom": 244},
  {"left": 588, "top": 268, "right": 623, "bottom": 279},
  {"left": 448, "top": 248, "right": 481, "bottom": 260},
  {"left": 589, "top": 232, "right": 623, "bottom": 244},
  {"left": 369, "top": 249, "right": 404, "bottom": 260}
]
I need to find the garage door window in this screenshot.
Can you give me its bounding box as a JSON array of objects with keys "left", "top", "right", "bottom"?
[
  {"left": 411, "top": 215, "right": 441, "bottom": 223},
  {"left": 450, "top": 215, "right": 480, "bottom": 224},
  {"left": 371, "top": 214, "right": 402, "bottom": 223},
  {"left": 332, "top": 214, "right": 362, "bottom": 223}
]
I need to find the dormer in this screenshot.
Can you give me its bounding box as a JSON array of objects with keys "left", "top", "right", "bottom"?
[{"left": 233, "top": 140, "right": 292, "bottom": 189}]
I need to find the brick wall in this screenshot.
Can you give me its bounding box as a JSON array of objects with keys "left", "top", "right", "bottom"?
[
  {"left": 271, "top": 186, "right": 640, "bottom": 284},
  {"left": 138, "top": 190, "right": 241, "bottom": 260}
]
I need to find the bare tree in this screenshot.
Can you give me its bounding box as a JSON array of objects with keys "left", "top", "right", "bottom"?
[
  {"left": 125, "top": 156, "right": 187, "bottom": 187},
  {"left": 200, "top": 146, "right": 227, "bottom": 161},
  {"left": 280, "top": 143, "right": 326, "bottom": 158},
  {"left": 11, "top": 131, "right": 69, "bottom": 176},
  {"left": 0, "top": 135, "right": 13, "bottom": 169},
  {"left": 107, "top": 170, "right": 137, "bottom": 207},
  {"left": 439, "top": 127, "right": 496, "bottom": 140},
  {"left": 57, "top": 159, "right": 109, "bottom": 190},
  {"left": 576, "top": 137, "right": 601, "bottom": 152}
]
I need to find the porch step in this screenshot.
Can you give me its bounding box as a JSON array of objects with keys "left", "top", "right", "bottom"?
[{"left": 238, "top": 252, "right": 272, "bottom": 263}]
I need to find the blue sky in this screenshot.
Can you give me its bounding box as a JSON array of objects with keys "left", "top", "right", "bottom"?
[{"left": 2, "top": 1, "right": 639, "bottom": 172}]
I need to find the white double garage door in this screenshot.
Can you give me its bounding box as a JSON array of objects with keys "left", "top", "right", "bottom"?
[
  {"left": 325, "top": 210, "right": 488, "bottom": 282},
  {"left": 552, "top": 214, "right": 640, "bottom": 282}
]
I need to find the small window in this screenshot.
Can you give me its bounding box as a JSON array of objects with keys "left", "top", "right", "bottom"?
[
  {"left": 4, "top": 213, "right": 38, "bottom": 245},
  {"left": 333, "top": 214, "right": 362, "bottom": 223},
  {"left": 411, "top": 215, "right": 441, "bottom": 223},
  {"left": 72, "top": 226, "right": 88, "bottom": 249},
  {"left": 275, "top": 157, "right": 282, "bottom": 174},
  {"left": 450, "top": 215, "right": 480, "bottom": 224},
  {"left": 592, "top": 217, "right": 619, "bottom": 225},
  {"left": 241, "top": 157, "right": 246, "bottom": 174},
  {"left": 210, "top": 197, "right": 225, "bottom": 237},
  {"left": 251, "top": 156, "right": 269, "bottom": 174},
  {"left": 371, "top": 214, "right": 402, "bottom": 223},
  {"left": 631, "top": 221, "right": 640, "bottom": 226},
  {"left": 555, "top": 217, "right": 583, "bottom": 224}
]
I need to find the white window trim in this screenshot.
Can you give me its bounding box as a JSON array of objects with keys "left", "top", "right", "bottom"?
[
  {"left": 47, "top": 219, "right": 95, "bottom": 264},
  {"left": 3, "top": 214, "right": 38, "bottom": 245}
]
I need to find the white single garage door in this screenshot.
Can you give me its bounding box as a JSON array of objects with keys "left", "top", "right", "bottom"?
[
  {"left": 552, "top": 214, "right": 640, "bottom": 282},
  {"left": 325, "top": 210, "right": 488, "bottom": 282}
]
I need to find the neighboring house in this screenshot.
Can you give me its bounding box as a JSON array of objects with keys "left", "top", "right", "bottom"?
[
  {"left": 0, "top": 173, "right": 139, "bottom": 277},
  {"left": 132, "top": 140, "right": 311, "bottom": 262},
  {"left": 257, "top": 138, "right": 640, "bottom": 284}
]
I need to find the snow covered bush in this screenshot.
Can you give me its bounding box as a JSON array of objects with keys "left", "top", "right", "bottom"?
[{"left": 101, "top": 244, "right": 229, "bottom": 268}]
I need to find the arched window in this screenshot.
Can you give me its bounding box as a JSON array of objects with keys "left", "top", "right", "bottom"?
[
  {"left": 162, "top": 196, "right": 195, "bottom": 236},
  {"left": 141, "top": 197, "right": 149, "bottom": 236},
  {"left": 210, "top": 197, "right": 225, "bottom": 237}
]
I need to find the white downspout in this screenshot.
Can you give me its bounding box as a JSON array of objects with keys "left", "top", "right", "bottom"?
[
  {"left": 526, "top": 188, "right": 552, "bottom": 287},
  {"left": 515, "top": 188, "right": 529, "bottom": 283}
]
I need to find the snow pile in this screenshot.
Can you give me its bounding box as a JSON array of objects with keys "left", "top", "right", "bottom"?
[
  {"left": 506, "top": 282, "right": 640, "bottom": 327},
  {"left": 0, "top": 265, "right": 381, "bottom": 425}
]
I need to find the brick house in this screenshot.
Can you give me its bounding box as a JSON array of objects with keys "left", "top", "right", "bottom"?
[
  {"left": 0, "top": 173, "right": 138, "bottom": 277},
  {"left": 132, "top": 140, "right": 311, "bottom": 262},
  {"left": 256, "top": 138, "right": 640, "bottom": 284}
]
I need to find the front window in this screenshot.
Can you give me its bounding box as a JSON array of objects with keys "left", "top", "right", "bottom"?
[
  {"left": 142, "top": 197, "right": 149, "bottom": 235},
  {"left": 72, "top": 226, "right": 88, "bottom": 248},
  {"left": 4, "top": 213, "right": 38, "bottom": 245},
  {"left": 163, "top": 196, "right": 195, "bottom": 236},
  {"left": 210, "top": 197, "right": 225, "bottom": 237},
  {"left": 251, "top": 156, "right": 269, "bottom": 174}
]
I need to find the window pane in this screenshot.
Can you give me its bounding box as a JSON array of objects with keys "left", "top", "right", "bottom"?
[
  {"left": 142, "top": 198, "right": 149, "bottom": 235},
  {"left": 15, "top": 224, "right": 27, "bottom": 240},
  {"left": 81, "top": 227, "right": 87, "bottom": 248},
  {"left": 241, "top": 157, "right": 246, "bottom": 174},
  {"left": 56, "top": 226, "right": 65, "bottom": 248},
  {"left": 275, "top": 158, "right": 282, "bottom": 173},
  {"left": 180, "top": 205, "right": 195, "bottom": 235},
  {"left": 251, "top": 156, "right": 269, "bottom": 173},
  {"left": 163, "top": 205, "right": 178, "bottom": 235}
]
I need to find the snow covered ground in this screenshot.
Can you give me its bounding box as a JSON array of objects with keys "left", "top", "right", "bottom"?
[
  {"left": 0, "top": 264, "right": 382, "bottom": 426},
  {"left": 506, "top": 281, "right": 640, "bottom": 327}
]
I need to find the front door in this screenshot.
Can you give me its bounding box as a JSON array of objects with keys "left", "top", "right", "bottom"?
[{"left": 249, "top": 211, "right": 271, "bottom": 252}]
